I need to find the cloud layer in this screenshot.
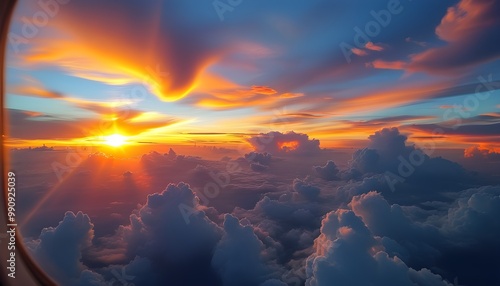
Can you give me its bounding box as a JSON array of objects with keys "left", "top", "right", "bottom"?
[{"left": 21, "top": 127, "right": 500, "bottom": 286}]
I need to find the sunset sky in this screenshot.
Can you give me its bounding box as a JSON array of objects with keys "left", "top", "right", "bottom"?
[
  {"left": 4, "top": 1, "right": 500, "bottom": 286},
  {"left": 5, "top": 0, "right": 500, "bottom": 150}
]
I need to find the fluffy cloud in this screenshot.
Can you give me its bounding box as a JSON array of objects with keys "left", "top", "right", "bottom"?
[
  {"left": 464, "top": 146, "right": 500, "bottom": 161},
  {"left": 313, "top": 160, "right": 339, "bottom": 181},
  {"left": 351, "top": 127, "right": 414, "bottom": 173},
  {"left": 248, "top": 131, "right": 321, "bottom": 155},
  {"left": 440, "top": 185, "right": 500, "bottom": 245},
  {"left": 131, "top": 182, "right": 221, "bottom": 261},
  {"left": 26, "top": 211, "right": 97, "bottom": 285},
  {"left": 245, "top": 151, "right": 273, "bottom": 172},
  {"left": 140, "top": 148, "right": 177, "bottom": 164},
  {"left": 228, "top": 180, "right": 327, "bottom": 277},
  {"left": 348, "top": 191, "right": 441, "bottom": 266},
  {"left": 293, "top": 179, "right": 321, "bottom": 201},
  {"left": 245, "top": 152, "right": 272, "bottom": 165},
  {"left": 140, "top": 151, "right": 173, "bottom": 171},
  {"left": 141, "top": 148, "right": 202, "bottom": 175},
  {"left": 75, "top": 269, "right": 106, "bottom": 286},
  {"left": 349, "top": 128, "right": 468, "bottom": 195},
  {"left": 92, "top": 182, "right": 223, "bottom": 284},
  {"left": 166, "top": 148, "right": 177, "bottom": 160},
  {"left": 212, "top": 214, "right": 279, "bottom": 286},
  {"left": 330, "top": 186, "right": 500, "bottom": 285},
  {"left": 305, "top": 209, "right": 451, "bottom": 286},
  {"left": 365, "top": 42, "right": 384, "bottom": 52},
  {"left": 244, "top": 193, "right": 322, "bottom": 230}
]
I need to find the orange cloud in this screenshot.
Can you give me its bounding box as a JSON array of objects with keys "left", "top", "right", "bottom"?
[
  {"left": 15, "top": 1, "right": 224, "bottom": 102},
  {"left": 22, "top": 110, "right": 43, "bottom": 117},
  {"left": 280, "top": 93, "right": 304, "bottom": 98},
  {"left": 352, "top": 48, "right": 368, "bottom": 56},
  {"left": 190, "top": 74, "right": 302, "bottom": 110},
  {"left": 251, "top": 85, "right": 277, "bottom": 95},
  {"left": 463, "top": 146, "right": 500, "bottom": 159},
  {"left": 368, "top": 60, "right": 406, "bottom": 70},
  {"left": 408, "top": 0, "right": 500, "bottom": 73},
  {"left": 365, "top": 42, "right": 384, "bottom": 52},
  {"left": 435, "top": 0, "right": 492, "bottom": 43}
]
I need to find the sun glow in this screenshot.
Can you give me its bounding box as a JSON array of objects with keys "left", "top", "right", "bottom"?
[
  {"left": 279, "top": 141, "right": 299, "bottom": 152},
  {"left": 104, "top": 134, "right": 127, "bottom": 147}
]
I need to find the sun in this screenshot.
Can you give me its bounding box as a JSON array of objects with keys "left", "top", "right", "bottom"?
[{"left": 104, "top": 134, "right": 127, "bottom": 147}]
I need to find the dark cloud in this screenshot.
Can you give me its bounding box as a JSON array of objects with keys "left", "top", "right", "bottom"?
[
  {"left": 212, "top": 214, "right": 280, "bottom": 286},
  {"left": 348, "top": 128, "right": 470, "bottom": 197},
  {"left": 239, "top": 193, "right": 322, "bottom": 231},
  {"left": 8, "top": 109, "right": 91, "bottom": 140},
  {"left": 314, "top": 160, "right": 340, "bottom": 181},
  {"left": 251, "top": 162, "right": 270, "bottom": 172},
  {"left": 26, "top": 211, "right": 96, "bottom": 285},
  {"left": 425, "top": 83, "right": 500, "bottom": 101},
  {"left": 350, "top": 148, "right": 380, "bottom": 174},
  {"left": 97, "top": 182, "right": 223, "bottom": 284},
  {"left": 140, "top": 151, "right": 172, "bottom": 171},
  {"left": 245, "top": 152, "right": 272, "bottom": 165},
  {"left": 342, "top": 115, "right": 435, "bottom": 129},
  {"left": 349, "top": 127, "right": 416, "bottom": 175},
  {"left": 440, "top": 185, "right": 500, "bottom": 246},
  {"left": 131, "top": 182, "right": 222, "bottom": 260},
  {"left": 293, "top": 179, "right": 320, "bottom": 201},
  {"left": 411, "top": 123, "right": 500, "bottom": 137}
]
